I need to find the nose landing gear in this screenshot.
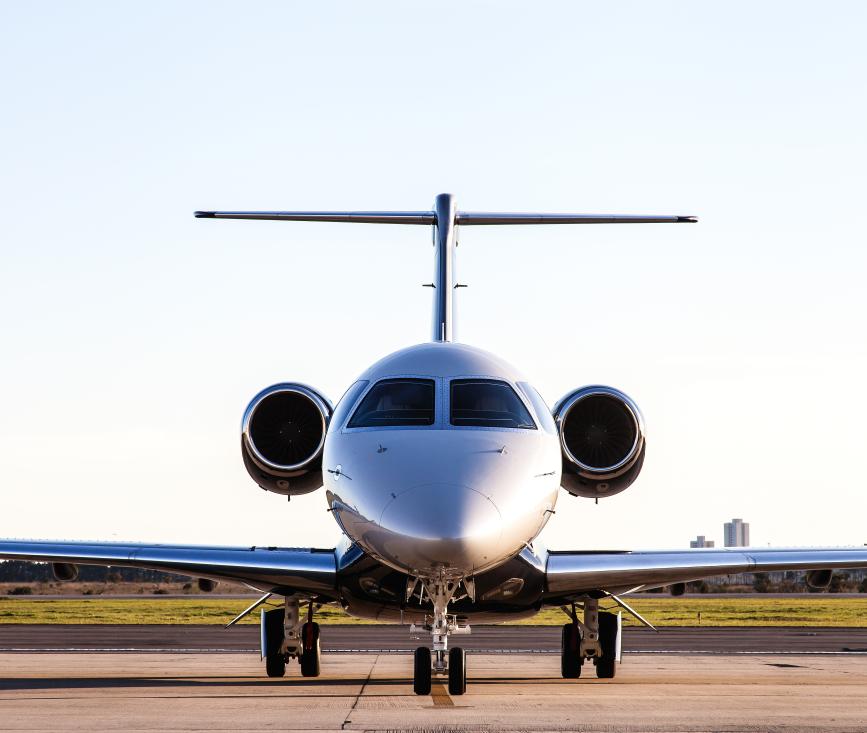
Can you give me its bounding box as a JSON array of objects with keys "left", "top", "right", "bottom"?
[{"left": 409, "top": 575, "right": 470, "bottom": 696}]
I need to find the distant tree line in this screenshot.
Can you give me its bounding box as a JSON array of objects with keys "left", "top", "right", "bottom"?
[
  {"left": 3, "top": 561, "right": 866, "bottom": 592},
  {"left": 749, "top": 571, "right": 867, "bottom": 594},
  {"left": 632, "top": 570, "right": 867, "bottom": 594},
  {"left": 0, "top": 560, "right": 188, "bottom": 583}
]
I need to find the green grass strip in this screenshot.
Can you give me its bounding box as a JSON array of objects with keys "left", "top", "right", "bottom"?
[{"left": 1, "top": 596, "right": 865, "bottom": 626}]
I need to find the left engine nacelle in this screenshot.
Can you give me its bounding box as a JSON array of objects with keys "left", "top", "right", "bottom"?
[
  {"left": 554, "top": 385, "right": 646, "bottom": 499},
  {"left": 241, "top": 383, "right": 333, "bottom": 496}
]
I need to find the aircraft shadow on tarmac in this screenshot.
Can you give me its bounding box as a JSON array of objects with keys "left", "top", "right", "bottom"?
[
  {"left": 0, "top": 674, "right": 586, "bottom": 692},
  {"left": 0, "top": 676, "right": 383, "bottom": 691}
]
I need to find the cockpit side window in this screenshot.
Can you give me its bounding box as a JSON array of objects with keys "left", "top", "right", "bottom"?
[
  {"left": 450, "top": 379, "right": 536, "bottom": 429},
  {"left": 347, "top": 378, "right": 436, "bottom": 428},
  {"left": 331, "top": 380, "right": 369, "bottom": 430},
  {"left": 517, "top": 381, "right": 556, "bottom": 434}
]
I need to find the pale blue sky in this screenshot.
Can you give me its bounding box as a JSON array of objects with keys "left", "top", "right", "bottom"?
[{"left": 2, "top": 2, "right": 865, "bottom": 550}]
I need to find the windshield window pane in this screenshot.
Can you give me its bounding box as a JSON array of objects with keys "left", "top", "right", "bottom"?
[
  {"left": 517, "top": 381, "right": 556, "bottom": 434},
  {"left": 348, "top": 379, "right": 435, "bottom": 427},
  {"left": 331, "top": 380, "right": 369, "bottom": 429},
  {"left": 450, "top": 379, "right": 536, "bottom": 429}
]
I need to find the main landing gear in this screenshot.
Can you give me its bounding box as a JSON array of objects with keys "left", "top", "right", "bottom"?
[
  {"left": 262, "top": 597, "right": 321, "bottom": 678},
  {"left": 560, "top": 597, "right": 620, "bottom": 680},
  {"left": 409, "top": 575, "right": 471, "bottom": 696}
]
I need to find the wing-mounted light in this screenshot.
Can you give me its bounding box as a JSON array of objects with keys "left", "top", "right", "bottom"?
[
  {"left": 241, "top": 383, "right": 333, "bottom": 496},
  {"left": 553, "top": 386, "right": 645, "bottom": 499}
]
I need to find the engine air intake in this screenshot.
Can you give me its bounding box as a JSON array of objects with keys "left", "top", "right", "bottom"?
[
  {"left": 562, "top": 394, "right": 637, "bottom": 470},
  {"left": 241, "top": 383, "right": 332, "bottom": 496},
  {"left": 554, "top": 386, "right": 645, "bottom": 499},
  {"left": 249, "top": 391, "right": 326, "bottom": 468}
]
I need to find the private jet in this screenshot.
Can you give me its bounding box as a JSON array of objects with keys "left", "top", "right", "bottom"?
[{"left": 3, "top": 193, "right": 866, "bottom": 695}]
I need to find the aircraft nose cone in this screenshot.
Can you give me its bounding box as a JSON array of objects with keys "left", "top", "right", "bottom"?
[{"left": 379, "top": 483, "right": 502, "bottom": 574}]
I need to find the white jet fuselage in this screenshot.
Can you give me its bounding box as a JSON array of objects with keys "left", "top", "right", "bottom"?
[{"left": 324, "top": 342, "right": 562, "bottom": 579}]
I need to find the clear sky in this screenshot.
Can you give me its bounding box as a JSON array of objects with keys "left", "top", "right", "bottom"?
[{"left": 2, "top": 2, "right": 865, "bottom": 552}]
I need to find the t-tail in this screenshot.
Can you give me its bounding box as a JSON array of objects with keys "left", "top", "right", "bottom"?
[{"left": 195, "top": 193, "right": 696, "bottom": 342}]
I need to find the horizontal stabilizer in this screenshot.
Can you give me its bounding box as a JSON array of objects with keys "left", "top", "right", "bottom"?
[
  {"left": 457, "top": 213, "right": 697, "bottom": 225},
  {"left": 194, "top": 211, "right": 435, "bottom": 224},
  {"left": 195, "top": 207, "right": 696, "bottom": 226}
]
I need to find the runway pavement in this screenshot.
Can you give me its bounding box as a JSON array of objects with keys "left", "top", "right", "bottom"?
[
  {"left": 1, "top": 651, "right": 865, "bottom": 731},
  {"left": 1, "top": 624, "right": 866, "bottom": 654}
]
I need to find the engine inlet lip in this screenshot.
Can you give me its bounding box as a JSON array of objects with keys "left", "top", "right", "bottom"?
[
  {"left": 556, "top": 386, "right": 644, "bottom": 474},
  {"left": 242, "top": 383, "right": 331, "bottom": 472}
]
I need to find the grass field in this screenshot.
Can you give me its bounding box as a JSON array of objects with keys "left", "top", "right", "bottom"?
[{"left": 1, "top": 596, "right": 866, "bottom": 626}]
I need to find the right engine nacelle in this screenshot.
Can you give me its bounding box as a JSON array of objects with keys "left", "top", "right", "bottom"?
[
  {"left": 553, "top": 385, "right": 646, "bottom": 499},
  {"left": 241, "top": 383, "right": 333, "bottom": 496}
]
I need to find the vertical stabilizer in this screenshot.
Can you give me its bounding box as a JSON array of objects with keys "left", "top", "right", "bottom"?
[{"left": 431, "top": 194, "right": 457, "bottom": 342}]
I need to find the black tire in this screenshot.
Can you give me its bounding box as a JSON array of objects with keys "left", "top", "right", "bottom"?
[
  {"left": 265, "top": 653, "right": 286, "bottom": 677},
  {"left": 448, "top": 647, "right": 467, "bottom": 695},
  {"left": 263, "top": 607, "right": 286, "bottom": 678},
  {"left": 413, "top": 646, "right": 432, "bottom": 695},
  {"left": 595, "top": 611, "right": 618, "bottom": 679},
  {"left": 299, "top": 621, "right": 321, "bottom": 677},
  {"left": 560, "top": 623, "right": 582, "bottom": 679}
]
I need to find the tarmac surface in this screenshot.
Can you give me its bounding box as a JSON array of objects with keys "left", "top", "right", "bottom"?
[
  {"left": 1, "top": 651, "right": 866, "bottom": 732},
  {"left": 2, "top": 624, "right": 867, "bottom": 654}
]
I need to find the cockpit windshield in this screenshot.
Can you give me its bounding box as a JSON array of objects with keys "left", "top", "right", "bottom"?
[
  {"left": 347, "top": 378, "right": 436, "bottom": 427},
  {"left": 450, "top": 379, "right": 536, "bottom": 429}
]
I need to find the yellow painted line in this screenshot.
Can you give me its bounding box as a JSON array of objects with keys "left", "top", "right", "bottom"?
[{"left": 430, "top": 681, "right": 454, "bottom": 707}]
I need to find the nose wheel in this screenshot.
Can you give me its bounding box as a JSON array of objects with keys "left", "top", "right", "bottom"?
[
  {"left": 412, "top": 645, "right": 467, "bottom": 696},
  {"left": 448, "top": 647, "right": 466, "bottom": 695},
  {"left": 413, "top": 647, "right": 432, "bottom": 694}
]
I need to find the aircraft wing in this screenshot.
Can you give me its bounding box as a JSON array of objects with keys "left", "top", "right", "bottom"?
[
  {"left": 0, "top": 539, "right": 337, "bottom": 598},
  {"left": 543, "top": 547, "right": 867, "bottom": 600}
]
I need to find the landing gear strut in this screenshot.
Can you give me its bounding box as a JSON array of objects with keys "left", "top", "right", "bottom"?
[
  {"left": 262, "top": 597, "right": 321, "bottom": 678},
  {"left": 560, "top": 598, "right": 620, "bottom": 680},
  {"left": 409, "top": 575, "right": 470, "bottom": 696}
]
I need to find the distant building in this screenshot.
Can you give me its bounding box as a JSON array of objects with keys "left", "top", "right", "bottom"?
[
  {"left": 724, "top": 518, "right": 750, "bottom": 547},
  {"left": 690, "top": 535, "right": 715, "bottom": 548}
]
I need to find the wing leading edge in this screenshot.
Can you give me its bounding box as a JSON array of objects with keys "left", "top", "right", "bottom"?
[
  {"left": 0, "top": 539, "right": 336, "bottom": 597},
  {"left": 544, "top": 547, "right": 867, "bottom": 600}
]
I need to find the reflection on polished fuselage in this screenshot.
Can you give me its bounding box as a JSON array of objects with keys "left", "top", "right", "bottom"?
[{"left": 324, "top": 342, "right": 561, "bottom": 580}]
